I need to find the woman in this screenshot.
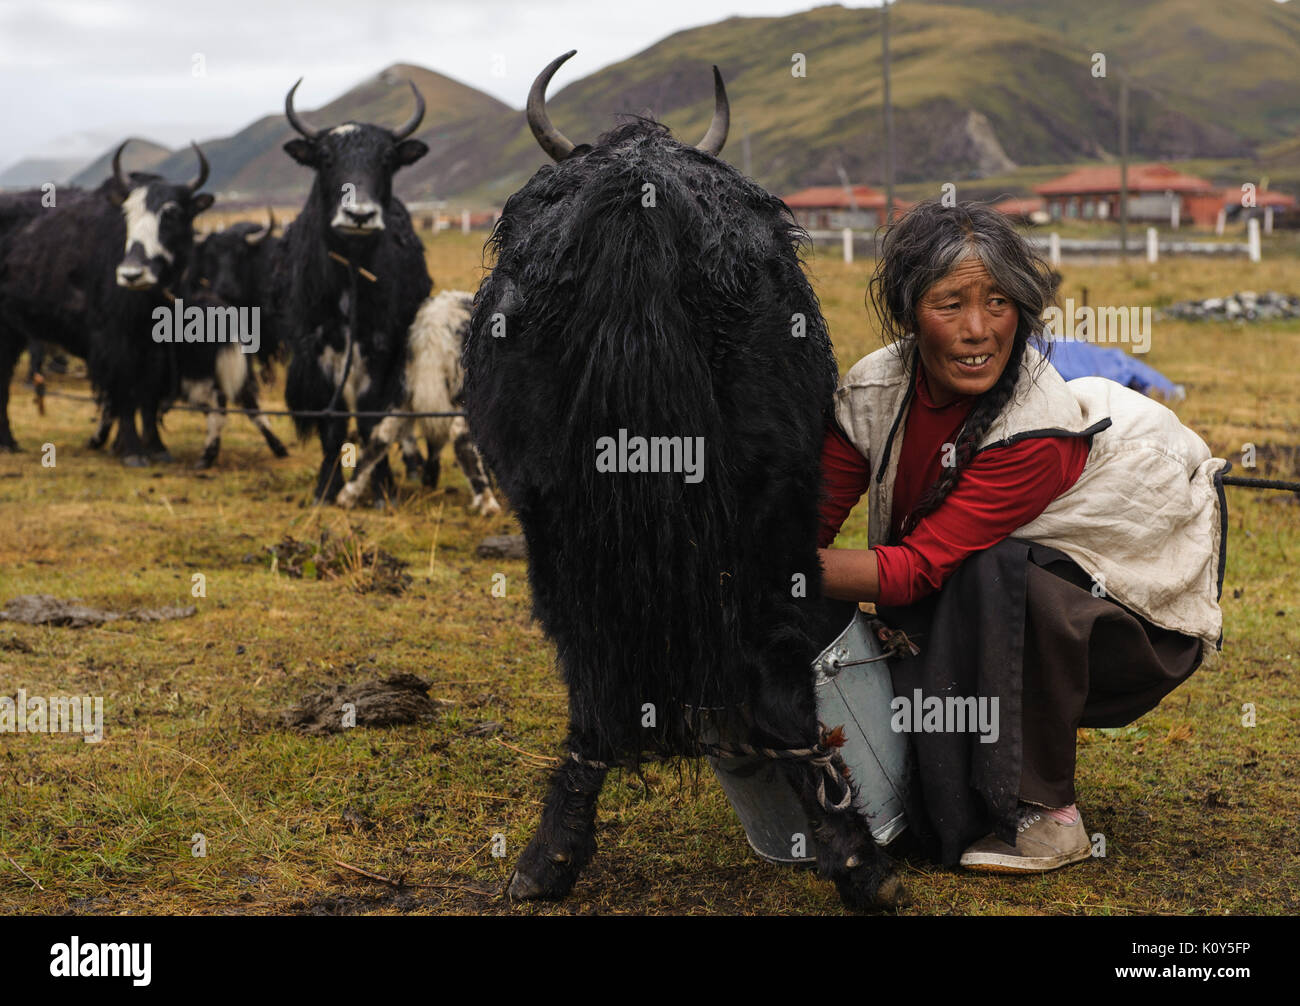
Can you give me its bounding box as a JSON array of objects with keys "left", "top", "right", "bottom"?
[{"left": 818, "top": 199, "right": 1229, "bottom": 872}]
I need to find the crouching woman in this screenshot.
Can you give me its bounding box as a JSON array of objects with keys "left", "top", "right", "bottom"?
[{"left": 819, "top": 199, "right": 1230, "bottom": 872}]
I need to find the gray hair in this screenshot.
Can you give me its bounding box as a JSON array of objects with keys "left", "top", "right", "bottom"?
[{"left": 867, "top": 198, "right": 1058, "bottom": 355}]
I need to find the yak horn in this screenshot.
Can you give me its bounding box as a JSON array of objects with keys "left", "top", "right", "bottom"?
[
  {"left": 694, "top": 66, "right": 729, "bottom": 156},
  {"left": 285, "top": 78, "right": 320, "bottom": 139},
  {"left": 112, "top": 140, "right": 131, "bottom": 190},
  {"left": 391, "top": 80, "right": 425, "bottom": 140},
  {"left": 188, "top": 141, "right": 210, "bottom": 192},
  {"left": 527, "top": 50, "right": 578, "bottom": 162},
  {"left": 246, "top": 207, "right": 275, "bottom": 245}
]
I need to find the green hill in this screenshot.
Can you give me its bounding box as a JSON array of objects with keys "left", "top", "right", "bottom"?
[{"left": 60, "top": 1, "right": 1300, "bottom": 205}]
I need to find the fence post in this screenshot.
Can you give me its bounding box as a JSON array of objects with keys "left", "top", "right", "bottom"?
[
  {"left": 1049, "top": 231, "right": 1061, "bottom": 266},
  {"left": 1248, "top": 217, "right": 1261, "bottom": 262},
  {"left": 842, "top": 227, "right": 854, "bottom": 264},
  {"left": 1215, "top": 208, "right": 1225, "bottom": 236},
  {"left": 1264, "top": 206, "right": 1274, "bottom": 235},
  {"left": 1146, "top": 227, "right": 1158, "bottom": 263},
  {"left": 461, "top": 209, "right": 471, "bottom": 235}
]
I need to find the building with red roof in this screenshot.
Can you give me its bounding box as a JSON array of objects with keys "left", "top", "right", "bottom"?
[
  {"left": 782, "top": 184, "right": 910, "bottom": 230},
  {"left": 1033, "top": 163, "right": 1215, "bottom": 225}
]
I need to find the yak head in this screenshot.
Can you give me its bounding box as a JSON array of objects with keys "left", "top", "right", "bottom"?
[
  {"left": 108, "top": 140, "right": 214, "bottom": 291},
  {"left": 191, "top": 209, "right": 275, "bottom": 303},
  {"left": 282, "top": 78, "right": 427, "bottom": 241}
]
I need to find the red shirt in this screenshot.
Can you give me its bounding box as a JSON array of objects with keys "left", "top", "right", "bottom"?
[{"left": 819, "top": 364, "right": 1091, "bottom": 606}]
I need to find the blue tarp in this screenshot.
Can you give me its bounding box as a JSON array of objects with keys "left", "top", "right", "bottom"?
[{"left": 1032, "top": 336, "right": 1185, "bottom": 401}]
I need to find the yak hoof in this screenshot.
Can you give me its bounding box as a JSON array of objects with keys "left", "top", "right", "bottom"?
[
  {"left": 506, "top": 837, "right": 588, "bottom": 902},
  {"left": 123, "top": 454, "right": 150, "bottom": 468},
  {"left": 149, "top": 450, "right": 174, "bottom": 464},
  {"left": 193, "top": 456, "right": 215, "bottom": 471},
  {"left": 0, "top": 441, "right": 20, "bottom": 454},
  {"left": 87, "top": 436, "right": 105, "bottom": 451},
  {"left": 270, "top": 441, "right": 289, "bottom": 459},
  {"left": 506, "top": 863, "right": 576, "bottom": 903},
  {"left": 835, "top": 867, "right": 910, "bottom": 913},
  {"left": 334, "top": 488, "right": 359, "bottom": 510}
]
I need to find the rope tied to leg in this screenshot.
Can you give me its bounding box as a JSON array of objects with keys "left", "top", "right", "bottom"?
[{"left": 568, "top": 725, "right": 855, "bottom": 811}]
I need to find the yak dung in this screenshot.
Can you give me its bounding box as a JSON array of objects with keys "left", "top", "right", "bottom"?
[
  {"left": 0, "top": 594, "right": 196, "bottom": 628},
  {"left": 283, "top": 673, "right": 440, "bottom": 735}
]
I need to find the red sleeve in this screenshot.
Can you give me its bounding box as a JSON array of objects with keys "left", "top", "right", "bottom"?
[
  {"left": 818, "top": 423, "right": 871, "bottom": 548},
  {"left": 872, "top": 435, "right": 1090, "bottom": 607}
]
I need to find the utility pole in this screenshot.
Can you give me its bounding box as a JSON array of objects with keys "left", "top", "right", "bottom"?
[
  {"left": 882, "top": 0, "right": 895, "bottom": 224},
  {"left": 1119, "top": 75, "right": 1129, "bottom": 260}
]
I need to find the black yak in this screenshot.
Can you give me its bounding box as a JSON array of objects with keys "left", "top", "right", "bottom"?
[
  {"left": 190, "top": 210, "right": 287, "bottom": 374},
  {"left": 276, "top": 78, "right": 432, "bottom": 503},
  {"left": 463, "top": 51, "right": 905, "bottom": 911},
  {"left": 0, "top": 142, "right": 213, "bottom": 463},
  {"left": 0, "top": 188, "right": 50, "bottom": 450}
]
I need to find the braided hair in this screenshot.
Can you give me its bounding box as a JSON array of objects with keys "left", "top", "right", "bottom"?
[{"left": 866, "top": 199, "right": 1058, "bottom": 543}]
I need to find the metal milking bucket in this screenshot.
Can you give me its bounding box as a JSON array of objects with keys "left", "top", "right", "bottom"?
[{"left": 708, "top": 608, "right": 910, "bottom": 863}]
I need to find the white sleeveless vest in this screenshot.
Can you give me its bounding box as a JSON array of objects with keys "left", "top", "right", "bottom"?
[{"left": 832, "top": 339, "right": 1228, "bottom": 653}]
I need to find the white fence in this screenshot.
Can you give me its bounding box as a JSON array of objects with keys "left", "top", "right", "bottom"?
[{"left": 810, "top": 224, "right": 1261, "bottom": 265}]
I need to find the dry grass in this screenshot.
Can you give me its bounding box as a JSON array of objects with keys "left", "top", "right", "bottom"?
[{"left": 0, "top": 233, "right": 1296, "bottom": 915}]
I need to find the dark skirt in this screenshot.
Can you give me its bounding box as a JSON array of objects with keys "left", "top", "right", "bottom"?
[{"left": 876, "top": 537, "right": 1204, "bottom": 867}]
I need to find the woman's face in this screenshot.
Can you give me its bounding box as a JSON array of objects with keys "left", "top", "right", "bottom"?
[{"left": 913, "top": 257, "right": 1019, "bottom": 406}]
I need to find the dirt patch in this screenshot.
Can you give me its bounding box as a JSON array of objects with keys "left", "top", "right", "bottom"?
[
  {"left": 282, "top": 673, "right": 442, "bottom": 735},
  {"left": 261, "top": 526, "right": 412, "bottom": 595},
  {"left": 0, "top": 594, "right": 196, "bottom": 627}
]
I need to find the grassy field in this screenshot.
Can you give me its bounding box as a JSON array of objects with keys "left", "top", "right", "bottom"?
[{"left": 0, "top": 232, "right": 1297, "bottom": 915}]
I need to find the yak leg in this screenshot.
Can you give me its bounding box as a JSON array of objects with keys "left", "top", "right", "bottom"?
[
  {"left": 775, "top": 755, "right": 907, "bottom": 912},
  {"left": 116, "top": 405, "right": 149, "bottom": 468},
  {"left": 355, "top": 413, "right": 395, "bottom": 504},
  {"left": 312, "top": 416, "right": 350, "bottom": 503},
  {"left": 0, "top": 333, "right": 22, "bottom": 451},
  {"left": 193, "top": 384, "right": 225, "bottom": 470},
  {"left": 139, "top": 399, "right": 172, "bottom": 464},
  {"left": 337, "top": 414, "right": 406, "bottom": 509},
  {"left": 399, "top": 433, "right": 424, "bottom": 481},
  {"left": 87, "top": 396, "right": 115, "bottom": 451},
  {"left": 508, "top": 729, "right": 607, "bottom": 901},
  {"left": 450, "top": 417, "right": 501, "bottom": 516},
  {"left": 749, "top": 629, "right": 907, "bottom": 912},
  {"left": 233, "top": 383, "right": 288, "bottom": 458}
]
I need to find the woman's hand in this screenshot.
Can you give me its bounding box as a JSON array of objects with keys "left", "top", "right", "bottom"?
[{"left": 818, "top": 547, "right": 881, "bottom": 603}]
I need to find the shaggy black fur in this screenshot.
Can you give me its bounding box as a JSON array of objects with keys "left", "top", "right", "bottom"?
[
  {"left": 466, "top": 119, "right": 906, "bottom": 911},
  {"left": 276, "top": 126, "right": 431, "bottom": 502}
]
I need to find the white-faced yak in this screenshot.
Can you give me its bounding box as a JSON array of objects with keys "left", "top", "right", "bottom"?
[
  {"left": 277, "top": 78, "right": 432, "bottom": 504},
  {"left": 0, "top": 141, "right": 214, "bottom": 464},
  {"left": 463, "top": 52, "right": 907, "bottom": 912}
]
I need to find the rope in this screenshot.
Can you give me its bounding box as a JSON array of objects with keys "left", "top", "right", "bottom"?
[
  {"left": 323, "top": 259, "right": 359, "bottom": 417},
  {"left": 567, "top": 725, "right": 854, "bottom": 812},
  {"left": 1222, "top": 475, "right": 1300, "bottom": 493},
  {"left": 35, "top": 388, "right": 465, "bottom": 420}
]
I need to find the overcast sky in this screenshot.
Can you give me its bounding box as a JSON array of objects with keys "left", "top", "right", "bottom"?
[{"left": 0, "top": 0, "right": 869, "bottom": 169}]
